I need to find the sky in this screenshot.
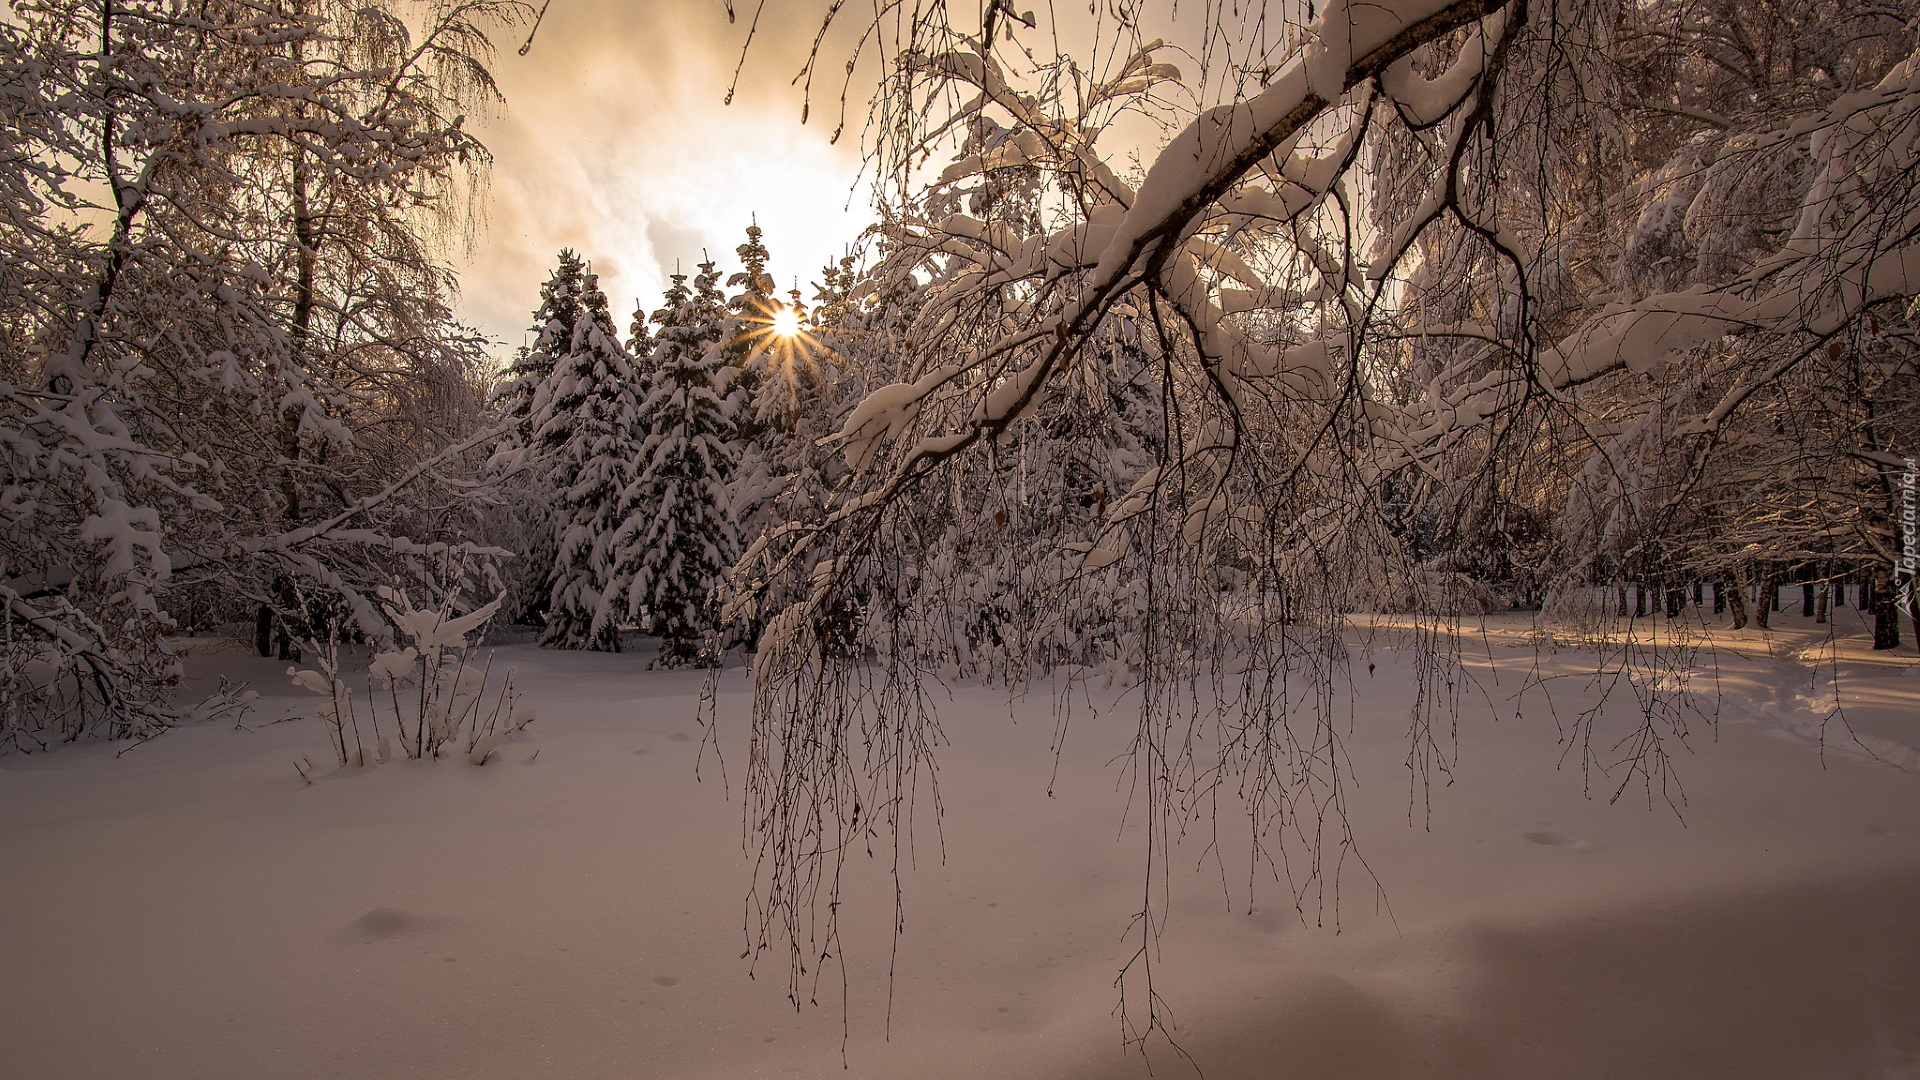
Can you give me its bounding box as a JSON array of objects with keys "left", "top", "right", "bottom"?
[
  {"left": 456, "top": 1, "right": 874, "bottom": 353},
  {"left": 450, "top": 0, "right": 1292, "bottom": 356}
]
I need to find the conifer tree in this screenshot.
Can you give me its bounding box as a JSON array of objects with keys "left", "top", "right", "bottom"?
[
  {"left": 486, "top": 249, "right": 589, "bottom": 625},
  {"left": 731, "top": 222, "right": 775, "bottom": 310},
  {"left": 494, "top": 249, "right": 587, "bottom": 454},
  {"left": 600, "top": 262, "right": 741, "bottom": 666},
  {"left": 627, "top": 299, "right": 655, "bottom": 378},
  {"left": 725, "top": 222, "right": 777, "bottom": 438},
  {"left": 534, "top": 270, "right": 641, "bottom": 651}
]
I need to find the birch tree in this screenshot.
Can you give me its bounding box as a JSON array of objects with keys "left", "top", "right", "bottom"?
[
  {"left": 723, "top": 0, "right": 1920, "bottom": 1041},
  {"left": 0, "top": 0, "right": 525, "bottom": 748}
]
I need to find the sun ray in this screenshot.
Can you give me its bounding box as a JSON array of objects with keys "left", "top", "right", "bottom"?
[{"left": 728, "top": 294, "right": 833, "bottom": 427}]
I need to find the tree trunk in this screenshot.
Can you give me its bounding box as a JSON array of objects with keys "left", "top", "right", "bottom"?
[
  {"left": 1815, "top": 579, "right": 1829, "bottom": 624},
  {"left": 1713, "top": 581, "right": 1726, "bottom": 615},
  {"left": 1870, "top": 565, "right": 1902, "bottom": 650},
  {"left": 1617, "top": 581, "right": 1628, "bottom": 618},
  {"left": 1756, "top": 573, "right": 1775, "bottom": 630},
  {"left": 275, "top": 575, "right": 301, "bottom": 662},
  {"left": 1908, "top": 578, "right": 1919, "bottom": 655},
  {"left": 1664, "top": 585, "right": 1683, "bottom": 619},
  {"left": 268, "top": 29, "right": 321, "bottom": 650},
  {"left": 1634, "top": 581, "right": 1648, "bottom": 618},
  {"left": 1907, "top": 576, "right": 1919, "bottom": 654},
  {"left": 52, "top": 0, "right": 146, "bottom": 388},
  {"left": 1801, "top": 581, "right": 1815, "bottom": 616},
  {"left": 1723, "top": 576, "right": 1747, "bottom": 629},
  {"left": 1691, "top": 581, "right": 1702, "bottom": 606}
]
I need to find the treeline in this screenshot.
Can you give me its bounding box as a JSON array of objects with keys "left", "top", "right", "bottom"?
[
  {"left": 5, "top": 0, "right": 1919, "bottom": 761},
  {"left": 486, "top": 227, "right": 849, "bottom": 665}
]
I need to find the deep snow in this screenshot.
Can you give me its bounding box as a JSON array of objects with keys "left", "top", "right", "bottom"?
[{"left": 2, "top": 610, "right": 1917, "bottom": 1079}]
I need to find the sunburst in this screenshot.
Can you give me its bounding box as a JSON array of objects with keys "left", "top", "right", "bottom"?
[
  {"left": 734, "top": 293, "right": 825, "bottom": 374},
  {"left": 732, "top": 293, "right": 832, "bottom": 424}
]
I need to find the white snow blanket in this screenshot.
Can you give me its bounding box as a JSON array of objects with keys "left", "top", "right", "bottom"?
[{"left": 1, "top": 612, "right": 1916, "bottom": 1079}]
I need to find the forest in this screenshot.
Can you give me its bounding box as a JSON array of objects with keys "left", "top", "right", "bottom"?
[
  {"left": 3, "top": 0, "right": 1913, "bottom": 722},
  {"left": 2, "top": 0, "right": 1919, "bottom": 1073}
]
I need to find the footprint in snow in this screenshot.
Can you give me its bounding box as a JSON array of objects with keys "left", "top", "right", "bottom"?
[
  {"left": 342, "top": 907, "right": 453, "bottom": 942},
  {"left": 1524, "top": 830, "right": 1593, "bottom": 849},
  {"left": 354, "top": 907, "right": 421, "bottom": 938}
]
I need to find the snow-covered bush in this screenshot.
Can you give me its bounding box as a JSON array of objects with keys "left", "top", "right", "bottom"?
[{"left": 291, "top": 589, "right": 531, "bottom": 767}]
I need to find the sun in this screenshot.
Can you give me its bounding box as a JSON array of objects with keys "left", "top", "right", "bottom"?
[{"left": 730, "top": 296, "right": 834, "bottom": 418}]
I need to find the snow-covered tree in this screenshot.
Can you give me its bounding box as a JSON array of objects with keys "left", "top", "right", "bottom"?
[
  {"left": 535, "top": 271, "right": 641, "bottom": 652},
  {"left": 730, "top": 222, "right": 777, "bottom": 322},
  {"left": 601, "top": 263, "right": 742, "bottom": 666},
  {"left": 726, "top": 0, "right": 1920, "bottom": 1031},
  {"left": 627, "top": 299, "right": 656, "bottom": 377},
  {"left": 722, "top": 223, "right": 848, "bottom": 617},
  {"left": 727, "top": 221, "right": 835, "bottom": 438},
  {"left": 489, "top": 249, "right": 592, "bottom": 625},
  {"left": 0, "top": 0, "right": 524, "bottom": 748},
  {"left": 496, "top": 250, "right": 589, "bottom": 453}
]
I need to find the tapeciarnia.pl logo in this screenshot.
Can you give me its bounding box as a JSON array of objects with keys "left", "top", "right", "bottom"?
[{"left": 1900, "top": 456, "right": 1917, "bottom": 619}]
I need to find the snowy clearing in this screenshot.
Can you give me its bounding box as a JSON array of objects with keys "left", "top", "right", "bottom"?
[{"left": 3, "top": 613, "right": 1917, "bottom": 1080}]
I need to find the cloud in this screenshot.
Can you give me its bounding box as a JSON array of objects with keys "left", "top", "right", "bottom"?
[{"left": 456, "top": 0, "right": 871, "bottom": 352}]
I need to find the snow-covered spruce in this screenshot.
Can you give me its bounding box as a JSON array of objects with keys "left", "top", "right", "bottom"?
[
  {"left": 599, "top": 263, "right": 743, "bottom": 667},
  {"left": 489, "top": 248, "right": 593, "bottom": 626},
  {"left": 534, "top": 272, "right": 643, "bottom": 652}
]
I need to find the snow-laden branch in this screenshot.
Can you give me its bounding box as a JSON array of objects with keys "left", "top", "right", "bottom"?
[
  {"left": 257, "top": 417, "right": 513, "bottom": 552},
  {"left": 810, "top": 0, "right": 1513, "bottom": 562},
  {"left": 1380, "top": 44, "right": 1920, "bottom": 460}
]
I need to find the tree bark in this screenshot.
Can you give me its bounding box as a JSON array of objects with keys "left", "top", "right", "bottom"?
[
  {"left": 273, "top": 37, "right": 318, "bottom": 660},
  {"left": 1870, "top": 564, "right": 1902, "bottom": 650},
  {"left": 1722, "top": 576, "right": 1747, "bottom": 629},
  {"left": 53, "top": 0, "right": 146, "bottom": 389},
  {"left": 1907, "top": 575, "right": 1919, "bottom": 654}
]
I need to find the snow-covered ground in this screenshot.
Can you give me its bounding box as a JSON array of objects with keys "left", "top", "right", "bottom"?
[{"left": 3, "top": 610, "right": 1918, "bottom": 1079}]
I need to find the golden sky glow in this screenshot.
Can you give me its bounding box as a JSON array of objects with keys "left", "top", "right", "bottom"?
[{"left": 459, "top": 3, "right": 869, "bottom": 353}]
